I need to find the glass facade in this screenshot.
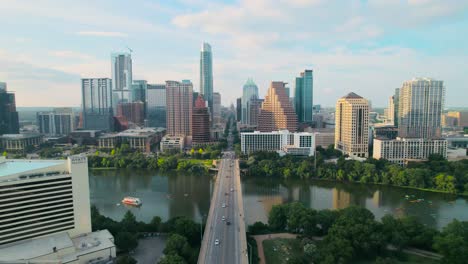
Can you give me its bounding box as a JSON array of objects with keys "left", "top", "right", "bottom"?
[
  {"left": 294, "top": 69, "right": 313, "bottom": 123},
  {"left": 241, "top": 78, "right": 259, "bottom": 125},
  {"left": 81, "top": 78, "right": 113, "bottom": 131},
  {"left": 146, "top": 84, "right": 166, "bottom": 128},
  {"left": 200, "top": 43, "right": 213, "bottom": 114}
]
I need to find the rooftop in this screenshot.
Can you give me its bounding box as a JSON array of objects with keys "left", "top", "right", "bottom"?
[
  {"left": 0, "top": 158, "right": 63, "bottom": 178},
  {"left": 0, "top": 230, "right": 114, "bottom": 262},
  {"left": 0, "top": 133, "right": 42, "bottom": 139},
  {"left": 342, "top": 92, "right": 363, "bottom": 99}
]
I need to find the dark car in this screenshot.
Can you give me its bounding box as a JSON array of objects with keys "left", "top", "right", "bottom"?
[{"left": 226, "top": 221, "right": 231, "bottom": 225}]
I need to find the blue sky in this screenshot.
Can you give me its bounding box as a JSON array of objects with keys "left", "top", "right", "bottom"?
[{"left": 1, "top": 0, "right": 467, "bottom": 107}]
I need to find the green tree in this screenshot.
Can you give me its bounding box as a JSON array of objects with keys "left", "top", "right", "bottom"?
[
  {"left": 163, "top": 234, "right": 192, "bottom": 261},
  {"left": 121, "top": 211, "right": 138, "bottom": 232},
  {"left": 433, "top": 220, "right": 468, "bottom": 264},
  {"left": 111, "top": 149, "right": 116, "bottom": 156},
  {"left": 115, "top": 232, "right": 138, "bottom": 252},
  {"left": 434, "top": 173, "right": 457, "bottom": 193},
  {"left": 268, "top": 204, "right": 288, "bottom": 231},
  {"left": 2, "top": 151, "right": 7, "bottom": 157},
  {"left": 158, "top": 254, "right": 187, "bottom": 264}
]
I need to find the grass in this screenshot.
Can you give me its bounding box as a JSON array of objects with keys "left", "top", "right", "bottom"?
[
  {"left": 180, "top": 158, "right": 214, "bottom": 168},
  {"left": 263, "top": 238, "right": 303, "bottom": 264}
]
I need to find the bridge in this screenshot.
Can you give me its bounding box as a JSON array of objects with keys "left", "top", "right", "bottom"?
[{"left": 198, "top": 151, "right": 248, "bottom": 264}]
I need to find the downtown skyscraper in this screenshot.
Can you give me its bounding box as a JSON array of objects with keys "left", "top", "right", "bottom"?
[
  {"left": 166, "top": 80, "right": 193, "bottom": 137},
  {"left": 335, "top": 92, "right": 370, "bottom": 158},
  {"left": 294, "top": 69, "right": 313, "bottom": 123},
  {"left": 0, "top": 82, "right": 19, "bottom": 135},
  {"left": 241, "top": 78, "right": 259, "bottom": 125},
  {"left": 81, "top": 78, "right": 114, "bottom": 131},
  {"left": 200, "top": 43, "right": 213, "bottom": 115},
  {"left": 398, "top": 78, "right": 445, "bottom": 139},
  {"left": 258, "top": 82, "right": 297, "bottom": 132},
  {"left": 111, "top": 52, "right": 133, "bottom": 105}
]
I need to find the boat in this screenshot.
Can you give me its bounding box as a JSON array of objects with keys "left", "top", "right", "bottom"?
[{"left": 122, "top": 197, "right": 142, "bottom": 207}]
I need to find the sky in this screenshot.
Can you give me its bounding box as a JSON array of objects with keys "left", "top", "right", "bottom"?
[{"left": 1, "top": 0, "right": 468, "bottom": 108}]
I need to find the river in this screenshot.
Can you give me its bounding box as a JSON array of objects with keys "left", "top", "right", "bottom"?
[{"left": 89, "top": 169, "right": 468, "bottom": 230}]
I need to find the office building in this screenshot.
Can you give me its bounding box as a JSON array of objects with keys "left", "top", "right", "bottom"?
[
  {"left": 312, "top": 129, "right": 335, "bottom": 148},
  {"left": 334, "top": 92, "right": 370, "bottom": 158},
  {"left": 37, "top": 108, "right": 75, "bottom": 136},
  {"left": 236, "top": 98, "right": 242, "bottom": 122},
  {"left": 111, "top": 53, "right": 132, "bottom": 91},
  {"left": 116, "top": 101, "right": 145, "bottom": 127},
  {"left": 0, "top": 155, "right": 116, "bottom": 262},
  {"left": 160, "top": 136, "right": 185, "bottom": 152},
  {"left": 398, "top": 78, "right": 445, "bottom": 138},
  {"left": 146, "top": 84, "right": 167, "bottom": 128},
  {"left": 258, "top": 82, "right": 297, "bottom": 132},
  {"left": 166, "top": 80, "right": 193, "bottom": 137},
  {"left": 443, "top": 111, "right": 468, "bottom": 127},
  {"left": 192, "top": 95, "right": 211, "bottom": 144},
  {"left": 373, "top": 125, "right": 398, "bottom": 140},
  {"left": 373, "top": 137, "right": 447, "bottom": 165},
  {"left": 384, "top": 95, "right": 395, "bottom": 125},
  {"left": 294, "top": 70, "right": 314, "bottom": 123},
  {"left": 0, "top": 133, "right": 43, "bottom": 151},
  {"left": 98, "top": 127, "right": 166, "bottom": 153},
  {"left": 241, "top": 78, "right": 259, "bottom": 124},
  {"left": 200, "top": 42, "right": 213, "bottom": 115},
  {"left": 393, "top": 88, "right": 400, "bottom": 127},
  {"left": 131, "top": 80, "right": 147, "bottom": 103},
  {"left": 0, "top": 82, "right": 19, "bottom": 135},
  {"left": 248, "top": 98, "right": 262, "bottom": 127},
  {"left": 81, "top": 78, "right": 113, "bottom": 131},
  {"left": 241, "top": 130, "right": 315, "bottom": 156},
  {"left": 213, "top": 92, "right": 221, "bottom": 126}
]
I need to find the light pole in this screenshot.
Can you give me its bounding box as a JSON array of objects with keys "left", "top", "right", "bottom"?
[{"left": 247, "top": 242, "right": 253, "bottom": 264}]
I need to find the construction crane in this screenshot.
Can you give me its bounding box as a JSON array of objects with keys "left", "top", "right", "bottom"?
[{"left": 126, "top": 46, "right": 133, "bottom": 53}]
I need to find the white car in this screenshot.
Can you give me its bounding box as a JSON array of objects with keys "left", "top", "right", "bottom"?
[
  {"left": 215, "top": 239, "right": 220, "bottom": 245},
  {"left": 230, "top": 188, "right": 234, "bottom": 192},
  {"left": 222, "top": 216, "right": 226, "bottom": 221},
  {"left": 222, "top": 203, "right": 226, "bottom": 208}
]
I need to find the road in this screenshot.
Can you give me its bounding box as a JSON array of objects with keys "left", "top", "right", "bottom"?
[{"left": 198, "top": 116, "right": 248, "bottom": 264}]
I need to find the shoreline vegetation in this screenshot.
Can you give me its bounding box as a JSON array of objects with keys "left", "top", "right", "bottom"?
[
  {"left": 240, "top": 148, "right": 468, "bottom": 196},
  {"left": 247, "top": 202, "right": 467, "bottom": 264}
]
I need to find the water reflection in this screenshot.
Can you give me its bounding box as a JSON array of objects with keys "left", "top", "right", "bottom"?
[
  {"left": 90, "top": 169, "right": 212, "bottom": 223},
  {"left": 241, "top": 177, "right": 468, "bottom": 230}
]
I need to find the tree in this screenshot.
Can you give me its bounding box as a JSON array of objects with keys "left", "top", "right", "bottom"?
[
  {"left": 148, "top": 216, "right": 162, "bottom": 232},
  {"left": 163, "top": 234, "right": 192, "bottom": 261},
  {"left": 116, "top": 255, "right": 137, "bottom": 264},
  {"left": 434, "top": 173, "right": 457, "bottom": 193},
  {"left": 433, "top": 220, "right": 468, "bottom": 264},
  {"left": 303, "top": 243, "right": 317, "bottom": 258},
  {"left": 172, "top": 217, "right": 200, "bottom": 245},
  {"left": 115, "top": 232, "right": 138, "bottom": 252},
  {"left": 111, "top": 149, "right": 116, "bottom": 156},
  {"left": 2, "top": 151, "right": 6, "bottom": 157},
  {"left": 316, "top": 209, "right": 340, "bottom": 235},
  {"left": 121, "top": 211, "right": 138, "bottom": 232},
  {"left": 268, "top": 204, "right": 288, "bottom": 231},
  {"left": 158, "top": 254, "right": 187, "bottom": 264}
]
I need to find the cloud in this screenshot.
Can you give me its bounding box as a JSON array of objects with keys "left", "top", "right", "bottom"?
[{"left": 76, "top": 31, "right": 128, "bottom": 38}]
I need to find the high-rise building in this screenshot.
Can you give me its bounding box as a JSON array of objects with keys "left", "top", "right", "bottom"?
[
  {"left": 398, "top": 78, "right": 445, "bottom": 139},
  {"left": 116, "top": 101, "right": 145, "bottom": 127},
  {"left": 236, "top": 98, "right": 242, "bottom": 122},
  {"left": 166, "top": 80, "right": 193, "bottom": 137},
  {"left": 445, "top": 111, "right": 468, "bottom": 127},
  {"left": 111, "top": 53, "right": 132, "bottom": 106},
  {"left": 37, "top": 108, "right": 75, "bottom": 136},
  {"left": 132, "top": 80, "right": 147, "bottom": 103},
  {"left": 248, "top": 98, "right": 262, "bottom": 126},
  {"left": 258, "top": 82, "right": 297, "bottom": 132},
  {"left": 200, "top": 43, "right": 213, "bottom": 115},
  {"left": 213, "top": 92, "right": 221, "bottom": 126},
  {"left": 334, "top": 92, "right": 370, "bottom": 158},
  {"left": 0, "top": 155, "right": 116, "bottom": 262},
  {"left": 393, "top": 88, "right": 400, "bottom": 127},
  {"left": 0, "top": 82, "right": 19, "bottom": 135},
  {"left": 192, "top": 95, "right": 211, "bottom": 144},
  {"left": 146, "top": 84, "right": 166, "bottom": 128},
  {"left": 384, "top": 95, "right": 395, "bottom": 125},
  {"left": 241, "top": 78, "right": 259, "bottom": 124},
  {"left": 241, "top": 130, "right": 315, "bottom": 156},
  {"left": 81, "top": 78, "right": 114, "bottom": 131},
  {"left": 294, "top": 70, "right": 314, "bottom": 123}
]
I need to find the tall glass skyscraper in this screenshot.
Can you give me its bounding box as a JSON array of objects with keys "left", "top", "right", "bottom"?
[
  {"left": 0, "top": 82, "right": 19, "bottom": 135},
  {"left": 241, "top": 78, "right": 259, "bottom": 125},
  {"left": 111, "top": 53, "right": 133, "bottom": 106},
  {"left": 146, "top": 84, "right": 166, "bottom": 128},
  {"left": 81, "top": 78, "right": 113, "bottom": 131},
  {"left": 200, "top": 43, "right": 213, "bottom": 115},
  {"left": 398, "top": 78, "right": 445, "bottom": 139},
  {"left": 294, "top": 69, "right": 313, "bottom": 123}
]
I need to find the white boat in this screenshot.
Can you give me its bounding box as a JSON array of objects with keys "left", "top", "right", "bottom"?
[{"left": 122, "top": 197, "right": 142, "bottom": 207}]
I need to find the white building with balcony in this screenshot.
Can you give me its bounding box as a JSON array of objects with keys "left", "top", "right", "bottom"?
[{"left": 241, "top": 130, "right": 315, "bottom": 156}]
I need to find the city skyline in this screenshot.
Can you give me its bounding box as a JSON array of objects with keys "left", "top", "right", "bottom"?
[{"left": 1, "top": 1, "right": 467, "bottom": 108}]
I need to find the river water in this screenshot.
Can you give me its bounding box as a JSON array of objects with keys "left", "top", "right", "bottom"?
[{"left": 89, "top": 169, "right": 468, "bottom": 230}]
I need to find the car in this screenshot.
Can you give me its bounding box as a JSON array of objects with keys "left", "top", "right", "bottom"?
[
  {"left": 230, "top": 188, "right": 234, "bottom": 192},
  {"left": 222, "top": 216, "right": 226, "bottom": 221},
  {"left": 222, "top": 203, "right": 226, "bottom": 208},
  {"left": 226, "top": 221, "right": 231, "bottom": 226},
  {"left": 215, "top": 239, "right": 220, "bottom": 245}
]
